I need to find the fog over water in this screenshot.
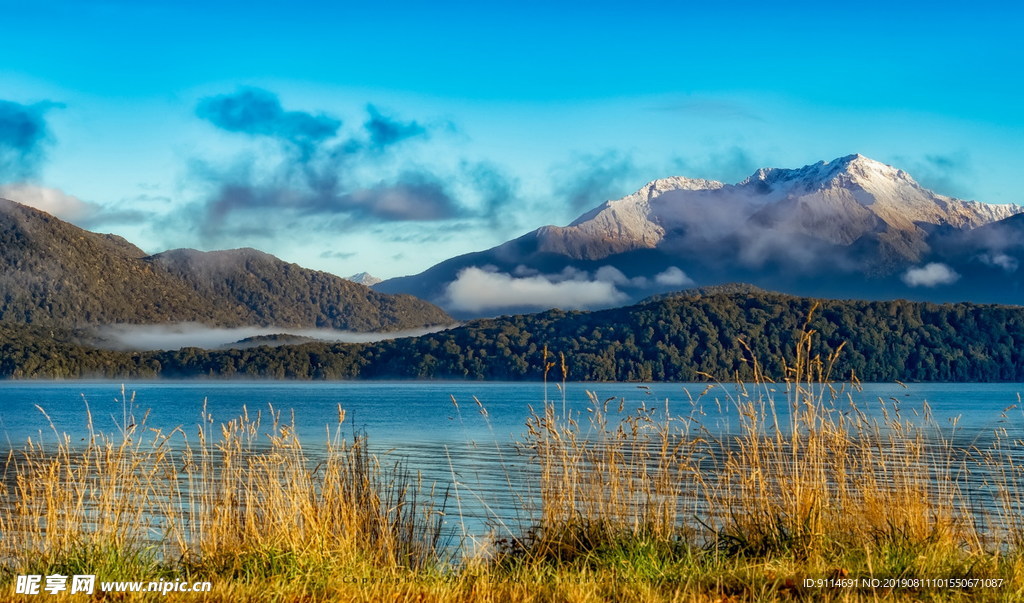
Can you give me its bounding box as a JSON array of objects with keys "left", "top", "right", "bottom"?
[{"left": 93, "top": 323, "right": 455, "bottom": 351}]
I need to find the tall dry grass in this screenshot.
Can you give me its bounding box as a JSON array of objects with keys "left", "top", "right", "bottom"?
[
  {"left": 515, "top": 319, "right": 1019, "bottom": 584},
  {"left": 0, "top": 389, "right": 447, "bottom": 584}
]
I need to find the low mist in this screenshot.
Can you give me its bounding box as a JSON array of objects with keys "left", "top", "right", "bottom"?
[{"left": 93, "top": 323, "right": 454, "bottom": 352}]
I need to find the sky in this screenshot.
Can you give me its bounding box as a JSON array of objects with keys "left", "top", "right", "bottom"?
[{"left": 1, "top": 0, "right": 1022, "bottom": 279}]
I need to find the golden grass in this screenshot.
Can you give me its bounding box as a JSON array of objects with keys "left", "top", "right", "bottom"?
[
  {"left": 0, "top": 391, "right": 447, "bottom": 600},
  {"left": 2, "top": 325, "right": 1024, "bottom": 601}
]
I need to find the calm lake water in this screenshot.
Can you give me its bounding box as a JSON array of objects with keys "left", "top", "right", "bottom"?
[
  {"left": 1, "top": 380, "right": 1023, "bottom": 543},
  {"left": 2, "top": 381, "right": 1022, "bottom": 445}
]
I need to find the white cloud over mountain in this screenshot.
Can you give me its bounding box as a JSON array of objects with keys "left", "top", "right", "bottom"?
[
  {"left": 0, "top": 183, "right": 98, "bottom": 222},
  {"left": 444, "top": 264, "right": 693, "bottom": 312},
  {"left": 902, "top": 263, "right": 961, "bottom": 287},
  {"left": 445, "top": 266, "right": 627, "bottom": 312}
]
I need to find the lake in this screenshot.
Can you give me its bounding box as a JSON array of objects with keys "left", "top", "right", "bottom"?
[{"left": 2, "top": 380, "right": 1023, "bottom": 545}]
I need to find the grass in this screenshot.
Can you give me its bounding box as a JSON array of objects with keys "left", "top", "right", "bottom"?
[{"left": 2, "top": 326, "right": 1024, "bottom": 601}]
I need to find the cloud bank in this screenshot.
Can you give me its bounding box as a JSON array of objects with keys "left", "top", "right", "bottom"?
[
  {"left": 0, "top": 183, "right": 146, "bottom": 227},
  {"left": 445, "top": 264, "right": 694, "bottom": 312},
  {"left": 979, "top": 252, "right": 1019, "bottom": 272},
  {"left": 446, "top": 267, "right": 626, "bottom": 313},
  {"left": 655, "top": 266, "right": 694, "bottom": 287},
  {"left": 94, "top": 323, "right": 450, "bottom": 351}
]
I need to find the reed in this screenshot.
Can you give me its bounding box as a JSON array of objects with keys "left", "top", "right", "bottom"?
[
  {"left": 0, "top": 392, "right": 448, "bottom": 599},
  {"left": 506, "top": 318, "right": 1022, "bottom": 597}
]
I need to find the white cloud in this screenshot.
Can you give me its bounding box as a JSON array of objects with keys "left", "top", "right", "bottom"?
[
  {"left": 594, "top": 265, "right": 629, "bottom": 284},
  {"left": 0, "top": 182, "right": 145, "bottom": 229},
  {"left": 0, "top": 183, "right": 99, "bottom": 222},
  {"left": 445, "top": 266, "right": 627, "bottom": 313},
  {"left": 655, "top": 266, "right": 694, "bottom": 287},
  {"left": 979, "top": 252, "right": 1018, "bottom": 272},
  {"left": 512, "top": 264, "right": 539, "bottom": 277},
  {"left": 594, "top": 265, "right": 649, "bottom": 287},
  {"left": 901, "top": 263, "right": 961, "bottom": 287}
]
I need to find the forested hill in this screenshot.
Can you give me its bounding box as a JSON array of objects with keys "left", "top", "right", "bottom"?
[
  {"left": 3, "top": 290, "right": 1022, "bottom": 381},
  {"left": 0, "top": 198, "right": 450, "bottom": 331}
]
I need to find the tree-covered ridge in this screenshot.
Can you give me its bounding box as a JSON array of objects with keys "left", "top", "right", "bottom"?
[
  {"left": 0, "top": 198, "right": 451, "bottom": 331},
  {"left": 1, "top": 291, "right": 1022, "bottom": 381},
  {"left": 148, "top": 248, "right": 452, "bottom": 331},
  {"left": 0, "top": 199, "right": 241, "bottom": 326}
]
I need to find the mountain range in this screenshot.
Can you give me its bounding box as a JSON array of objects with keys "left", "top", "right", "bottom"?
[
  {"left": 5, "top": 155, "right": 1024, "bottom": 382},
  {"left": 0, "top": 198, "right": 451, "bottom": 331},
  {"left": 376, "top": 154, "right": 1024, "bottom": 316},
  {"left": 4, "top": 153, "right": 1024, "bottom": 338}
]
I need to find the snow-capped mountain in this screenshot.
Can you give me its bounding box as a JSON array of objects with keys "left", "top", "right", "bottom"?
[
  {"left": 376, "top": 155, "right": 1024, "bottom": 317},
  {"left": 345, "top": 271, "right": 383, "bottom": 287},
  {"left": 537, "top": 154, "right": 1018, "bottom": 263}
]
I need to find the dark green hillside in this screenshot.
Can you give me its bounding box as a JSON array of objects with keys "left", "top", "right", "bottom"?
[
  {"left": 342, "top": 292, "right": 1024, "bottom": 382},
  {"left": 0, "top": 198, "right": 451, "bottom": 330},
  {"left": 0, "top": 199, "right": 249, "bottom": 326},
  {"left": 0, "top": 324, "right": 159, "bottom": 378},
  {"left": 2, "top": 290, "right": 1023, "bottom": 382},
  {"left": 149, "top": 248, "right": 450, "bottom": 331}
]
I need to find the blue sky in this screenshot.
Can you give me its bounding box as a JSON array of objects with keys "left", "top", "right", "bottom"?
[{"left": 1, "top": 0, "right": 1022, "bottom": 277}]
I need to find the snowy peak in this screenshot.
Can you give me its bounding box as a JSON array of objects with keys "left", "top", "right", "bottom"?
[
  {"left": 346, "top": 272, "right": 383, "bottom": 286},
  {"left": 567, "top": 175, "right": 724, "bottom": 227},
  {"left": 740, "top": 154, "right": 910, "bottom": 191},
  {"left": 378, "top": 155, "right": 1024, "bottom": 316},
  {"left": 534, "top": 154, "right": 1023, "bottom": 263}
]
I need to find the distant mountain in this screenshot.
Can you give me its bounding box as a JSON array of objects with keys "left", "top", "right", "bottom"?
[
  {"left": 150, "top": 248, "right": 451, "bottom": 331},
  {"left": 376, "top": 155, "right": 1024, "bottom": 316},
  {"left": 0, "top": 198, "right": 241, "bottom": 326},
  {"left": 345, "top": 272, "right": 383, "bottom": 287},
  {"left": 0, "top": 198, "right": 451, "bottom": 331}
]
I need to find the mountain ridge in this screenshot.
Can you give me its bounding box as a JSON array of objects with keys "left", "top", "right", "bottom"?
[
  {"left": 0, "top": 197, "right": 452, "bottom": 331},
  {"left": 149, "top": 247, "right": 450, "bottom": 331}
]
